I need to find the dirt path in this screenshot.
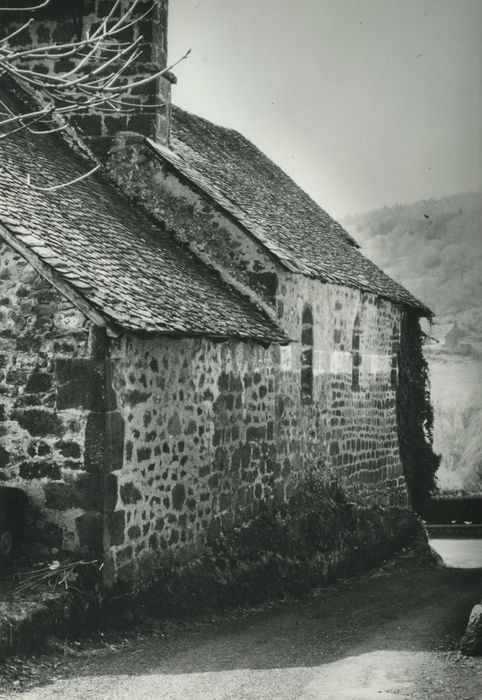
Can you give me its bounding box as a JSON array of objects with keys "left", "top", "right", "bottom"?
[{"left": 1, "top": 556, "right": 482, "bottom": 699}]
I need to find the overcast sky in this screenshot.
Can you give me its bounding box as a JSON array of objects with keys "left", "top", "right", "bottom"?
[{"left": 168, "top": 0, "right": 482, "bottom": 219}]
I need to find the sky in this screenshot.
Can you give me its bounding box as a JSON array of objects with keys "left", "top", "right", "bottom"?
[{"left": 168, "top": 0, "right": 482, "bottom": 219}]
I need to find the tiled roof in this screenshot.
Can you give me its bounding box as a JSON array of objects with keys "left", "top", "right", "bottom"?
[
  {"left": 0, "top": 91, "right": 287, "bottom": 343},
  {"left": 154, "top": 106, "right": 429, "bottom": 315}
]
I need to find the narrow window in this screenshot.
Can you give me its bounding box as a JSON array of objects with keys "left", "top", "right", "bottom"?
[
  {"left": 390, "top": 322, "right": 399, "bottom": 388},
  {"left": 351, "top": 313, "right": 361, "bottom": 391},
  {"left": 301, "top": 305, "right": 313, "bottom": 404}
]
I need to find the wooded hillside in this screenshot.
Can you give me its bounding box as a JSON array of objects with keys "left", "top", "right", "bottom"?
[{"left": 343, "top": 192, "right": 482, "bottom": 335}]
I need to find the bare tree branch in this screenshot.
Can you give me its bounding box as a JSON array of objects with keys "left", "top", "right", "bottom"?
[
  {"left": 0, "top": 1, "right": 190, "bottom": 133},
  {"left": 0, "top": 1, "right": 189, "bottom": 189},
  {"left": 0, "top": 0, "right": 50, "bottom": 10}
]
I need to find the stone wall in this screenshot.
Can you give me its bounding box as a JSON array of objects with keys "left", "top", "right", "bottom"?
[
  {"left": 277, "top": 275, "right": 407, "bottom": 507},
  {"left": 0, "top": 240, "right": 104, "bottom": 553},
  {"left": 105, "top": 335, "right": 281, "bottom": 585},
  {"left": 0, "top": 239, "right": 411, "bottom": 586},
  {"left": 104, "top": 276, "right": 408, "bottom": 586},
  {"left": 0, "top": 0, "right": 423, "bottom": 596}
]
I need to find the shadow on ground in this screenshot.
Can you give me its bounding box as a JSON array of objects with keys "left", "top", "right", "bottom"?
[{"left": 0, "top": 554, "right": 480, "bottom": 697}]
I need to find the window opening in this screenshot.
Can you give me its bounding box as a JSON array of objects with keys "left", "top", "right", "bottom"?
[
  {"left": 301, "top": 305, "right": 313, "bottom": 404},
  {"left": 352, "top": 313, "right": 362, "bottom": 390},
  {"left": 390, "top": 322, "right": 399, "bottom": 388}
]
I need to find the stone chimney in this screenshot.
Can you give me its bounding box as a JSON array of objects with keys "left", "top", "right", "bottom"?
[{"left": 2, "top": 0, "right": 173, "bottom": 155}]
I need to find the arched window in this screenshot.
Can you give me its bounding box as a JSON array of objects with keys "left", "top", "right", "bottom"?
[
  {"left": 300, "top": 305, "right": 313, "bottom": 404},
  {"left": 351, "top": 313, "right": 361, "bottom": 391},
  {"left": 390, "top": 322, "right": 399, "bottom": 388}
]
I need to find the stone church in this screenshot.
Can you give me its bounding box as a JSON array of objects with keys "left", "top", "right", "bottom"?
[{"left": 0, "top": 1, "right": 436, "bottom": 592}]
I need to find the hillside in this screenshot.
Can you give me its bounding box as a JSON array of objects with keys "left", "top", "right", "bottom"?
[{"left": 343, "top": 192, "right": 482, "bottom": 338}]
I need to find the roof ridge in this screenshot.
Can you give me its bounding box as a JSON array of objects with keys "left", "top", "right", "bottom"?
[
  {"left": 148, "top": 137, "right": 309, "bottom": 275},
  {"left": 171, "top": 104, "right": 360, "bottom": 249}
]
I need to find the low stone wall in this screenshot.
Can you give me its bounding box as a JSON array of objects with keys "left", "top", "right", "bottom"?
[
  {"left": 423, "top": 495, "right": 482, "bottom": 524},
  {"left": 101, "top": 491, "right": 424, "bottom": 619}
]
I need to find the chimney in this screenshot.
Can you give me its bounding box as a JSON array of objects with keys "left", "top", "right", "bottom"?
[{"left": 1, "top": 0, "right": 173, "bottom": 155}]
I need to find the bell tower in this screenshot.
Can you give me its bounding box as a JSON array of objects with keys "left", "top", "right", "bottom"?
[{"left": 1, "top": 0, "right": 173, "bottom": 154}]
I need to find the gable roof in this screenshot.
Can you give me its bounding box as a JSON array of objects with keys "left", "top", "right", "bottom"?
[
  {"left": 0, "top": 90, "right": 287, "bottom": 344},
  {"left": 150, "top": 106, "right": 429, "bottom": 315}
]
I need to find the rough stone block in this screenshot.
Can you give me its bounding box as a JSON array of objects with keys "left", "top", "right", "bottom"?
[
  {"left": 19, "top": 461, "right": 61, "bottom": 480},
  {"left": 84, "top": 412, "right": 105, "bottom": 473},
  {"left": 104, "top": 473, "right": 118, "bottom": 512},
  {"left": 137, "top": 446, "right": 152, "bottom": 462},
  {"left": 172, "top": 483, "right": 186, "bottom": 510},
  {"left": 44, "top": 482, "right": 78, "bottom": 511},
  {"left": 247, "top": 271, "right": 278, "bottom": 304},
  {"left": 167, "top": 412, "right": 182, "bottom": 436},
  {"left": 105, "top": 412, "right": 125, "bottom": 472},
  {"left": 128, "top": 525, "right": 141, "bottom": 540},
  {"left": 106, "top": 510, "right": 126, "bottom": 547},
  {"left": 124, "top": 389, "right": 152, "bottom": 405},
  {"left": 84, "top": 410, "right": 124, "bottom": 474},
  {"left": 120, "top": 482, "right": 142, "bottom": 505},
  {"left": 11, "top": 409, "right": 64, "bottom": 437},
  {"left": 460, "top": 603, "right": 482, "bottom": 656},
  {"left": 45, "top": 474, "right": 104, "bottom": 511},
  {"left": 25, "top": 370, "right": 52, "bottom": 394},
  {"left": 55, "top": 359, "right": 107, "bottom": 411},
  {"left": 54, "top": 440, "right": 81, "bottom": 459},
  {"left": 0, "top": 445, "right": 10, "bottom": 468},
  {"left": 75, "top": 512, "right": 103, "bottom": 554}
]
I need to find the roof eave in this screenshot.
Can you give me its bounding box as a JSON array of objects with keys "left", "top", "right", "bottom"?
[
  {"left": 116, "top": 326, "right": 291, "bottom": 346},
  {"left": 0, "top": 220, "right": 121, "bottom": 337},
  {"left": 1, "top": 218, "right": 290, "bottom": 345}
]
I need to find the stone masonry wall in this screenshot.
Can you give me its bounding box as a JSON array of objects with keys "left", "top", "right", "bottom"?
[
  {"left": 105, "top": 276, "right": 408, "bottom": 586},
  {"left": 105, "top": 336, "right": 282, "bottom": 585},
  {"left": 0, "top": 233, "right": 410, "bottom": 581},
  {"left": 276, "top": 274, "right": 407, "bottom": 506},
  {"left": 0, "top": 239, "right": 106, "bottom": 554}
]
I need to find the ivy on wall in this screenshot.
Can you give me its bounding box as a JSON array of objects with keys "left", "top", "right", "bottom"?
[{"left": 396, "top": 310, "right": 441, "bottom": 514}]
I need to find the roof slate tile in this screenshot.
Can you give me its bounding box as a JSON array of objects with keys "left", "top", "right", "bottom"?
[
  {"left": 0, "top": 91, "right": 287, "bottom": 344},
  {"left": 160, "top": 106, "right": 429, "bottom": 314}
]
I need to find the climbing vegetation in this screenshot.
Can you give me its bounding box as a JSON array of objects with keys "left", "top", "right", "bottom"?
[{"left": 396, "top": 310, "right": 441, "bottom": 514}]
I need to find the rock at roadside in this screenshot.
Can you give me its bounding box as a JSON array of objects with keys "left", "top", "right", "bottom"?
[{"left": 460, "top": 602, "right": 482, "bottom": 656}]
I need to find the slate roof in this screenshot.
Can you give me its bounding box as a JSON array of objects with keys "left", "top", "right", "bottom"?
[
  {"left": 150, "top": 106, "right": 429, "bottom": 315},
  {"left": 0, "top": 91, "right": 287, "bottom": 343}
]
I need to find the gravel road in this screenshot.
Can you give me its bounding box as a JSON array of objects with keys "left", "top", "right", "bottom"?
[{"left": 1, "top": 551, "right": 481, "bottom": 699}]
